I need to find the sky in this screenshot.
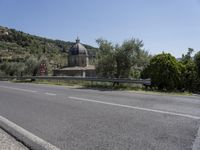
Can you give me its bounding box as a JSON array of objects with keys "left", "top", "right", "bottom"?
[{"left": 0, "top": 0, "right": 200, "bottom": 57}]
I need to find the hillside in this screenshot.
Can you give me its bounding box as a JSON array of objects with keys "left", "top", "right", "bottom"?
[{"left": 0, "top": 26, "right": 97, "bottom": 75}]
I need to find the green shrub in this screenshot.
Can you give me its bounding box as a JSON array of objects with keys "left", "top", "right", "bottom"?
[{"left": 141, "top": 53, "right": 182, "bottom": 91}]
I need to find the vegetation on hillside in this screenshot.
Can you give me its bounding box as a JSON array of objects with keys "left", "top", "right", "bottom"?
[{"left": 0, "top": 26, "right": 97, "bottom": 75}]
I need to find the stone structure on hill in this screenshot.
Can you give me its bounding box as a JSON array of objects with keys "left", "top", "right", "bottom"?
[{"left": 53, "top": 37, "right": 96, "bottom": 77}]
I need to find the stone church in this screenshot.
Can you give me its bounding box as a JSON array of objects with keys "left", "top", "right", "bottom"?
[{"left": 53, "top": 38, "right": 96, "bottom": 77}]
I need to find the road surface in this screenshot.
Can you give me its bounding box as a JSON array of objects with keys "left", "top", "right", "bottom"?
[{"left": 0, "top": 81, "right": 200, "bottom": 150}]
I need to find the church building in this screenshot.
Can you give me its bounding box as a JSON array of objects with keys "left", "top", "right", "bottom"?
[{"left": 53, "top": 38, "right": 96, "bottom": 77}]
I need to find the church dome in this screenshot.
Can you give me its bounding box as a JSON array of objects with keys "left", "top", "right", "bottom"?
[{"left": 69, "top": 37, "right": 88, "bottom": 55}]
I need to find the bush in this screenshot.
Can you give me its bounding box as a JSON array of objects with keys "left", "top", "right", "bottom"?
[
  {"left": 25, "top": 56, "right": 39, "bottom": 76},
  {"left": 0, "top": 62, "right": 25, "bottom": 76},
  {"left": 141, "top": 53, "right": 182, "bottom": 91},
  {"left": 0, "top": 70, "right": 5, "bottom": 76}
]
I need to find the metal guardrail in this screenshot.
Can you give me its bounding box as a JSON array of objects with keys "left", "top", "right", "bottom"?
[{"left": 0, "top": 76, "right": 151, "bottom": 85}]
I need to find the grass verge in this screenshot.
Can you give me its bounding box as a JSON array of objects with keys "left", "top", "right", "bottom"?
[{"left": 11, "top": 79, "right": 192, "bottom": 96}]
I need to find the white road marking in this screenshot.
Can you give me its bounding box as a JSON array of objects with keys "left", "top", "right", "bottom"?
[
  {"left": 68, "top": 96, "right": 200, "bottom": 120},
  {"left": 0, "top": 115, "right": 60, "bottom": 150},
  {"left": 45, "top": 92, "right": 57, "bottom": 96},
  {"left": 0, "top": 85, "right": 37, "bottom": 93}
]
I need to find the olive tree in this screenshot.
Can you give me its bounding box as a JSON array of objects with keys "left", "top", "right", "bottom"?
[
  {"left": 95, "top": 38, "right": 150, "bottom": 78},
  {"left": 25, "top": 56, "right": 39, "bottom": 76},
  {"left": 95, "top": 39, "right": 116, "bottom": 78}
]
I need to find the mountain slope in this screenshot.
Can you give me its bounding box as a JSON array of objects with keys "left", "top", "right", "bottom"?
[
  {"left": 0, "top": 26, "right": 96, "bottom": 63},
  {"left": 0, "top": 26, "right": 97, "bottom": 75}
]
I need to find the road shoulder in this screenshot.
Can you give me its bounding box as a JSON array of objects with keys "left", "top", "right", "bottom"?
[
  {"left": 193, "top": 125, "right": 200, "bottom": 150},
  {"left": 0, "top": 128, "right": 29, "bottom": 150}
]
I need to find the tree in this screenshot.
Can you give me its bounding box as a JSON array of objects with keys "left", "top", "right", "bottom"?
[
  {"left": 181, "top": 61, "right": 198, "bottom": 91},
  {"left": 141, "top": 53, "right": 182, "bottom": 90},
  {"left": 115, "top": 39, "right": 144, "bottom": 78},
  {"left": 180, "top": 49, "right": 199, "bottom": 92},
  {"left": 13, "top": 62, "right": 26, "bottom": 76},
  {"left": 181, "top": 48, "right": 194, "bottom": 64},
  {"left": 95, "top": 38, "right": 150, "bottom": 78},
  {"left": 194, "top": 51, "right": 200, "bottom": 92},
  {"left": 0, "top": 62, "right": 25, "bottom": 76},
  {"left": 95, "top": 39, "right": 116, "bottom": 78},
  {"left": 0, "top": 70, "right": 5, "bottom": 76},
  {"left": 194, "top": 51, "right": 200, "bottom": 77},
  {"left": 25, "top": 56, "right": 39, "bottom": 76}
]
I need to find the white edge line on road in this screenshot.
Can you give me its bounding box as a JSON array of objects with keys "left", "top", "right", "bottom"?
[
  {"left": 68, "top": 96, "right": 200, "bottom": 120},
  {"left": 0, "top": 115, "right": 60, "bottom": 150},
  {"left": 0, "top": 85, "right": 37, "bottom": 93},
  {"left": 45, "top": 92, "right": 57, "bottom": 96}
]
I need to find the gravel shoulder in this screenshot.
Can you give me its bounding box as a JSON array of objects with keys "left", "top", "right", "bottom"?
[{"left": 0, "top": 128, "right": 29, "bottom": 150}]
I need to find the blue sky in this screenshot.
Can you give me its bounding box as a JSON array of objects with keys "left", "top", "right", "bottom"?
[{"left": 0, "top": 0, "right": 200, "bottom": 57}]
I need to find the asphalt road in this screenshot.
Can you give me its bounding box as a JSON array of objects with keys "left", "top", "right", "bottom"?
[{"left": 0, "top": 81, "right": 200, "bottom": 150}]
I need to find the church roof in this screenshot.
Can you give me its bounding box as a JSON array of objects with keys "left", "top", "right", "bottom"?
[{"left": 69, "top": 37, "right": 88, "bottom": 55}]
